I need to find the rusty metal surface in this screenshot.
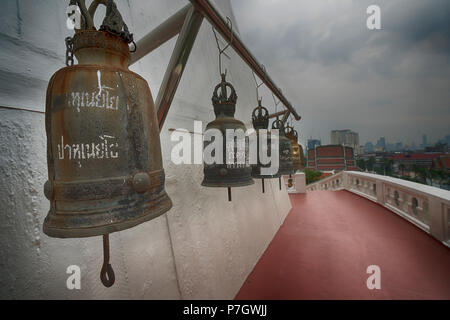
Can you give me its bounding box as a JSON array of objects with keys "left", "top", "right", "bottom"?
[
  {"left": 43, "top": 30, "right": 172, "bottom": 238},
  {"left": 202, "top": 74, "right": 254, "bottom": 188}
]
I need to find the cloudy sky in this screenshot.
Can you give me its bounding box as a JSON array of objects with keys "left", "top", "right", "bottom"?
[{"left": 230, "top": 0, "right": 450, "bottom": 147}]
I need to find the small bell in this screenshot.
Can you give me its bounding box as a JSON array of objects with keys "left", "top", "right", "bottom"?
[
  {"left": 288, "top": 177, "right": 294, "bottom": 188},
  {"left": 285, "top": 125, "right": 304, "bottom": 173},
  {"left": 202, "top": 73, "right": 254, "bottom": 201},
  {"left": 272, "top": 119, "right": 294, "bottom": 189},
  {"left": 251, "top": 99, "right": 280, "bottom": 193}
]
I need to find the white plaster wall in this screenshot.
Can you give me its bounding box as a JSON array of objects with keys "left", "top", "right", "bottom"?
[{"left": 0, "top": 0, "right": 292, "bottom": 299}]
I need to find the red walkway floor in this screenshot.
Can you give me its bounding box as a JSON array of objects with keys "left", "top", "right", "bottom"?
[{"left": 236, "top": 190, "right": 450, "bottom": 299}]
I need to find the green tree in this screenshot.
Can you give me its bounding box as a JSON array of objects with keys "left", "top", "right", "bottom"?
[
  {"left": 357, "top": 159, "right": 366, "bottom": 170},
  {"left": 399, "top": 163, "right": 406, "bottom": 176},
  {"left": 432, "top": 168, "right": 448, "bottom": 188},
  {"left": 367, "top": 157, "right": 375, "bottom": 172},
  {"left": 413, "top": 165, "right": 427, "bottom": 184},
  {"left": 304, "top": 168, "right": 323, "bottom": 185},
  {"left": 383, "top": 159, "right": 393, "bottom": 176}
]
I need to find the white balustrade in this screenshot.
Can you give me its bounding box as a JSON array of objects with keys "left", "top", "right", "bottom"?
[{"left": 306, "top": 171, "right": 450, "bottom": 248}]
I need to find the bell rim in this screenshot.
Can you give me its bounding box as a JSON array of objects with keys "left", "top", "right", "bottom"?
[
  {"left": 201, "top": 179, "right": 255, "bottom": 188},
  {"left": 251, "top": 174, "right": 282, "bottom": 179},
  {"left": 43, "top": 194, "right": 172, "bottom": 238}
]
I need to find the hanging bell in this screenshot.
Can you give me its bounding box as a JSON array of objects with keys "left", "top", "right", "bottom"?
[
  {"left": 202, "top": 73, "right": 254, "bottom": 200},
  {"left": 251, "top": 100, "right": 280, "bottom": 193},
  {"left": 272, "top": 119, "right": 294, "bottom": 176},
  {"left": 285, "top": 125, "right": 304, "bottom": 173},
  {"left": 43, "top": 29, "right": 172, "bottom": 238},
  {"left": 288, "top": 177, "right": 294, "bottom": 188}
]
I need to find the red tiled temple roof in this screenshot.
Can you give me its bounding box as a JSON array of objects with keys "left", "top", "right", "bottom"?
[
  {"left": 442, "top": 157, "right": 450, "bottom": 169},
  {"left": 317, "top": 158, "right": 345, "bottom": 164},
  {"left": 316, "top": 146, "right": 343, "bottom": 157},
  {"left": 317, "top": 165, "right": 345, "bottom": 169},
  {"left": 345, "top": 147, "right": 353, "bottom": 159}
]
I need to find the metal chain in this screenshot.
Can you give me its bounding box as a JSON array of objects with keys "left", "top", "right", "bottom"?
[{"left": 65, "top": 36, "right": 74, "bottom": 66}]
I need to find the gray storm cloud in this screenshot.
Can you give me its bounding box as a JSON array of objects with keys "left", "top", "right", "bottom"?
[{"left": 230, "top": 0, "right": 450, "bottom": 146}]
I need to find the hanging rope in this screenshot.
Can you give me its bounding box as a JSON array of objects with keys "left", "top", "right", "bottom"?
[{"left": 212, "top": 17, "right": 233, "bottom": 77}]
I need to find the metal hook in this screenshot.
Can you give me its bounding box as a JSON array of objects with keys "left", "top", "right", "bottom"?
[
  {"left": 252, "top": 67, "right": 265, "bottom": 102},
  {"left": 212, "top": 17, "right": 233, "bottom": 76},
  {"left": 272, "top": 92, "right": 280, "bottom": 113},
  {"left": 100, "top": 234, "right": 115, "bottom": 288}
]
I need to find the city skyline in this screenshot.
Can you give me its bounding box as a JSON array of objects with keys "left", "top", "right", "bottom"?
[
  {"left": 231, "top": 0, "right": 450, "bottom": 147},
  {"left": 307, "top": 131, "right": 450, "bottom": 150}
]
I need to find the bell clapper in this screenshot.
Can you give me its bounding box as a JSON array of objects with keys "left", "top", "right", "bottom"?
[
  {"left": 228, "top": 187, "right": 232, "bottom": 202},
  {"left": 279, "top": 177, "right": 282, "bottom": 190},
  {"left": 100, "top": 234, "right": 115, "bottom": 288},
  {"left": 262, "top": 178, "right": 265, "bottom": 193}
]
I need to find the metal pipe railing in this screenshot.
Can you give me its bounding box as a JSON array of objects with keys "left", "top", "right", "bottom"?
[
  {"left": 268, "top": 110, "right": 289, "bottom": 119},
  {"left": 189, "top": 0, "right": 301, "bottom": 121},
  {"left": 154, "top": 7, "right": 204, "bottom": 130},
  {"left": 129, "top": 1, "right": 301, "bottom": 129},
  {"left": 129, "top": 5, "right": 191, "bottom": 65}
]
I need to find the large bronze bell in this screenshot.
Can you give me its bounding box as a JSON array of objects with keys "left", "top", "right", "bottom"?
[
  {"left": 44, "top": 29, "right": 172, "bottom": 238},
  {"left": 285, "top": 125, "right": 304, "bottom": 172},
  {"left": 251, "top": 100, "right": 280, "bottom": 193},
  {"left": 43, "top": 4, "right": 173, "bottom": 287},
  {"left": 202, "top": 73, "right": 254, "bottom": 200}
]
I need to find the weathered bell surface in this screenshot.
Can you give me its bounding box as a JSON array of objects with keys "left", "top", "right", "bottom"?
[
  {"left": 43, "top": 30, "right": 172, "bottom": 238},
  {"left": 273, "top": 119, "right": 294, "bottom": 176},
  {"left": 251, "top": 100, "right": 280, "bottom": 179},
  {"left": 201, "top": 74, "right": 254, "bottom": 188},
  {"left": 285, "top": 126, "right": 304, "bottom": 172}
]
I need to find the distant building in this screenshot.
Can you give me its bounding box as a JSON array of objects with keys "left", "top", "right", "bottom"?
[
  {"left": 434, "top": 155, "right": 450, "bottom": 173},
  {"left": 425, "top": 142, "right": 448, "bottom": 153},
  {"left": 393, "top": 153, "right": 444, "bottom": 171},
  {"left": 307, "top": 139, "right": 321, "bottom": 150},
  {"left": 364, "top": 142, "right": 374, "bottom": 153},
  {"left": 439, "top": 135, "right": 450, "bottom": 146},
  {"left": 330, "top": 130, "right": 359, "bottom": 150},
  {"left": 422, "top": 134, "right": 427, "bottom": 149},
  {"left": 307, "top": 145, "right": 358, "bottom": 172},
  {"left": 356, "top": 145, "right": 364, "bottom": 155},
  {"left": 376, "top": 137, "right": 386, "bottom": 150}
]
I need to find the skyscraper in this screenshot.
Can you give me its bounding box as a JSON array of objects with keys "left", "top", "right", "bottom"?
[
  {"left": 376, "top": 137, "right": 386, "bottom": 150},
  {"left": 330, "top": 130, "right": 359, "bottom": 150},
  {"left": 422, "top": 134, "right": 427, "bottom": 148},
  {"left": 307, "top": 139, "right": 321, "bottom": 150}
]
